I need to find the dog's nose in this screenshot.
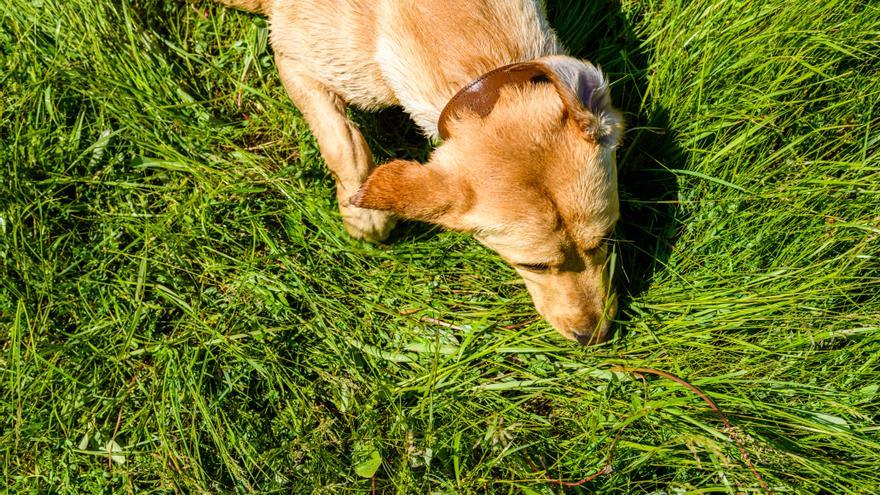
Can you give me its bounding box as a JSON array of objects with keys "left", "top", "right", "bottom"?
[{"left": 572, "top": 316, "right": 613, "bottom": 345}]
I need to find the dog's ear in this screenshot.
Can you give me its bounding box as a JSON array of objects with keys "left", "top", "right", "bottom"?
[
  {"left": 540, "top": 56, "right": 624, "bottom": 146},
  {"left": 350, "top": 160, "right": 466, "bottom": 224}
]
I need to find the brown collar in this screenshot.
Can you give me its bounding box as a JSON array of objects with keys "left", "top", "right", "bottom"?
[{"left": 437, "top": 62, "right": 555, "bottom": 140}]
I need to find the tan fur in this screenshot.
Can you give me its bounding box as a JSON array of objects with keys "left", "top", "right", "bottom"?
[
  {"left": 213, "top": 0, "right": 624, "bottom": 343},
  {"left": 216, "top": 0, "right": 267, "bottom": 14}
]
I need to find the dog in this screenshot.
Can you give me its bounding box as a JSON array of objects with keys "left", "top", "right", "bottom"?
[{"left": 215, "top": 0, "right": 623, "bottom": 344}]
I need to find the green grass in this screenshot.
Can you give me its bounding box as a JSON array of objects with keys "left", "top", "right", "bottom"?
[{"left": 2, "top": 0, "right": 879, "bottom": 493}]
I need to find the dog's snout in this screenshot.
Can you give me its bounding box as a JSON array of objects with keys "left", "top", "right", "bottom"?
[
  {"left": 572, "top": 317, "right": 612, "bottom": 345},
  {"left": 558, "top": 292, "right": 617, "bottom": 345},
  {"left": 528, "top": 285, "right": 618, "bottom": 345}
]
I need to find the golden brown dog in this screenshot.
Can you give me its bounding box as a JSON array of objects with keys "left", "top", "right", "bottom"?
[{"left": 215, "top": 0, "right": 624, "bottom": 344}]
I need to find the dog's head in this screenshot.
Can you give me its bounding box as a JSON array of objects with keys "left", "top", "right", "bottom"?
[{"left": 351, "top": 56, "right": 623, "bottom": 344}]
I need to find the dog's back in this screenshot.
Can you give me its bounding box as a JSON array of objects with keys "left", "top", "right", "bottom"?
[
  {"left": 266, "top": 0, "right": 396, "bottom": 110},
  {"left": 240, "top": 0, "right": 560, "bottom": 135}
]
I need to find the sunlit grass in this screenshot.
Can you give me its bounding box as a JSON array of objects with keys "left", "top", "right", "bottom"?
[{"left": 2, "top": 0, "right": 878, "bottom": 493}]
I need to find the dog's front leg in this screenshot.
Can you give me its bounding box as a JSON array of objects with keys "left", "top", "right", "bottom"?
[{"left": 275, "top": 54, "right": 396, "bottom": 243}]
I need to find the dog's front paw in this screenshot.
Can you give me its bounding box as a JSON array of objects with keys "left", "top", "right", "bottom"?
[{"left": 340, "top": 203, "right": 396, "bottom": 243}]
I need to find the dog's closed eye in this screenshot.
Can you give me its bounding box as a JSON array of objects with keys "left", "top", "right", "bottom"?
[{"left": 517, "top": 262, "right": 552, "bottom": 273}]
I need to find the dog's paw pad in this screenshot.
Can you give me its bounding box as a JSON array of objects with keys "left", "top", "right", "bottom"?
[{"left": 341, "top": 204, "right": 396, "bottom": 243}]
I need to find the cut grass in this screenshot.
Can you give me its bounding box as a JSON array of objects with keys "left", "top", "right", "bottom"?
[{"left": 2, "top": 0, "right": 879, "bottom": 493}]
